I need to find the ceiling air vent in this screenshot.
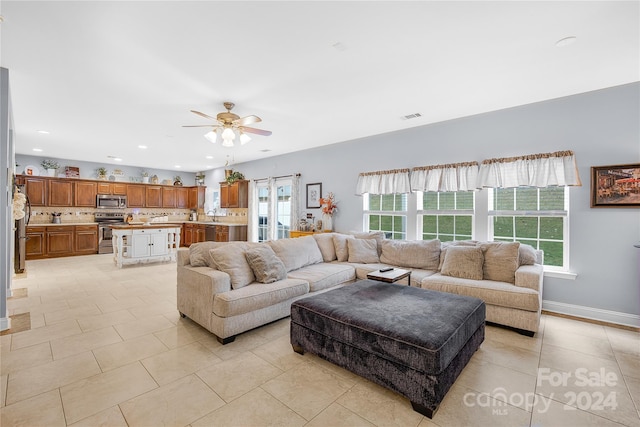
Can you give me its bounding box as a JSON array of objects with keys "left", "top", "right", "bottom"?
[{"left": 402, "top": 113, "right": 422, "bottom": 120}]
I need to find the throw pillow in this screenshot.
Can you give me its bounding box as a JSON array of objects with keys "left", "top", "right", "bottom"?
[
  {"left": 347, "top": 238, "right": 380, "bottom": 263},
  {"left": 209, "top": 245, "right": 255, "bottom": 289},
  {"left": 518, "top": 244, "right": 538, "bottom": 266},
  {"left": 267, "top": 235, "right": 323, "bottom": 272},
  {"left": 440, "top": 246, "right": 484, "bottom": 280},
  {"left": 189, "top": 241, "right": 224, "bottom": 267},
  {"left": 332, "top": 234, "right": 351, "bottom": 262},
  {"left": 480, "top": 241, "right": 520, "bottom": 284},
  {"left": 350, "top": 231, "right": 386, "bottom": 255},
  {"left": 244, "top": 245, "right": 287, "bottom": 284},
  {"left": 438, "top": 240, "right": 478, "bottom": 271},
  {"left": 313, "top": 232, "right": 337, "bottom": 262},
  {"left": 380, "top": 239, "right": 441, "bottom": 270}
]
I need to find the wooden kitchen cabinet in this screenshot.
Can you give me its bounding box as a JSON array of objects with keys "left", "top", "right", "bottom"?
[
  {"left": 219, "top": 180, "right": 248, "bottom": 208},
  {"left": 75, "top": 181, "right": 97, "bottom": 207},
  {"left": 188, "top": 186, "right": 206, "bottom": 209},
  {"left": 48, "top": 180, "right": 74, "bottom": 207},
  {"left": 25, "top": 226, "right": 46, "bottom": 258},
  {"left": 145, "top": 186, "right": 162, "bottom": 207},
  {"left": 162, "top": 187, "right": 176, "bottom": 208},
  {"left": 176, "top": 187, "right": 189, "bottom": 209},
  {"left": 127, "top": 184, "right": 146, "bottom": 207},
  {"left": 74, "top": 225, "right": 98, "bottom": 255},
  {"left": 97, "top": 182, "right": 127, "bottom": 195},
  {"left": 181, "top": 223, "right": 206, "bottom": 246},
  {"left": 22, "top": 177, "right": 47, "bottom": 206},
  {"left": 215, "top": 225, "right": 247, "bottom": 242},
  {"left": 46, "top": 226, "right": 74, "bottom": 257}
]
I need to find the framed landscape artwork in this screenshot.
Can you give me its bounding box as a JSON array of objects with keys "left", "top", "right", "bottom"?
[
  {"left": 591, "top": 163, "right": 640, "bottom": 208},
  {"left": 306, "top": 183, "right": 322, "bottom": 209}
]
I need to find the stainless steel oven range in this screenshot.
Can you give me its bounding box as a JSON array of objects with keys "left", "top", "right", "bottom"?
[{"left": 95, "top": 212, "right": 126, "bottom": 254}]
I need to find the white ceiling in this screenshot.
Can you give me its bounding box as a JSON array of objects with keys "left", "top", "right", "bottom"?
[{"left": 1, "top": 1, "right": 638, "bottom": 172}]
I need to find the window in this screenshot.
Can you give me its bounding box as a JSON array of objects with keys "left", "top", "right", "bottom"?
[
  {"left": 257, "top": 183, "right": 269, "bottom": 242},
  {"left": 364, "top": 194, "right": 407, "bottom": 239},
  {"left": 489, "top": 187, "right": 568, "bottom": 269},
  {"left": 254, "top": 177, "right": 294, "bottom": 242},
  {"left": 275, "top": 180, "right": 292, "bottom": 239},
  {"left": 418, "top": 191, "right": 474, "bottom": 242}
]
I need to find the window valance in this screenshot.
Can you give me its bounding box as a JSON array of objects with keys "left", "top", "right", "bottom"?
[
  {"left": 356, "top": 168, "right": 411, "bottom": 195},
  {"left": 410, "top": 161, "right": 479, "bottom": 192},
  {"left": 477, "top": 150, "right": 582, "bottom": 188}
]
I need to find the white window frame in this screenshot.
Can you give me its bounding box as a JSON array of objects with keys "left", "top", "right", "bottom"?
[
  {"left": 362, "top": 193, "right": 408, "bottom": 240},
  {"left": 254, "top": 177, "right": 294, "bottom": 241},
  {"left": 416, "top": 191, "right": 475, "bottom": 242},
  {"left": 487, "top": 187, "right": 570, "bottom": 272}
]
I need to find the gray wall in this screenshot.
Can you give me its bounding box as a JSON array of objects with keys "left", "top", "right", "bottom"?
[
  {"left": 211, "top": 82, "right": 640, "bottom": 321},
  {"left": 1, "top": 67, "right": 13, "bottom": 330}
]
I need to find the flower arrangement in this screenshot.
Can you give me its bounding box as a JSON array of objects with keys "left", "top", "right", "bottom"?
[
  {"left": 319, "top": 192, "right": 338, "bottom": 216},
  {"left": 141, "top": 170, "right": 149, "bottom": 177},
  {"left": 41, "top": 159, "right": 59, "bottom": 170},
  {"left": 226, "top": 171, "right": 245, "bottom": 184},
  {"left": 97, "top": 167, "right": 107, "bottom": 176}
]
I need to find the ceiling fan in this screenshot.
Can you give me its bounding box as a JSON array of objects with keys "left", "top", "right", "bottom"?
[{"left": 183, "top": 102, "right": 272, "bottom": 147}]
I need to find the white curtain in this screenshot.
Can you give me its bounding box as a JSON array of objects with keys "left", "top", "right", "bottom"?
[
  {"left": 410, "top": 162, "right": 479, "bottom": 192},
  {"left": 291, "top": 174, "right": 301, "bottom": 230},
  {"left": 247, "top": 181, "right": 258, "bottom": 242},
  {"left": 356, "top": 168, "right": 411, "bottom": 195},
  {"left": 266, "top": 177, "right": 275, "bottom": 241},
  {"left": 477, "top": 150, "right": 582, "bottom": 188}
]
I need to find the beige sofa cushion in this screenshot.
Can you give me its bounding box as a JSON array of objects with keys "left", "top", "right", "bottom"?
[
  {"left": 287, "top": 263, "right": 355, "bottom": 292},
  {"left": 313, "top": 232, "right": 337, "bottom": 262},
  {"left": 441, "top": 246, "right": 484, "bottom": 280},
  {"left": 380, "top": 239, "right": 441, "bottom": 270},
  {"left": 518, "top": 244, "right": 538, "bottom": 266},
  {"left": 422, "top": 274, "right": 540, "bottom": 312},
  {"left": 268, "top": 236, "right": 323, "bottom": 272},
  {"left": 333, "top": 234, "right": 351, "bottom": 262},
  {"left": 350, "top": 231, "right": 386, "bottom": 255},
  {"left": 480, "top": 241, "right": 520, "bottom": 284},
  {"left": 189, "top": 241, "right": 225, "bottom": 267},
  {"left": 209, "top": 246, "right": 255, "bottom": 290},
  {"left": 438, "top": 240, "right": 478, "bottom": 270},
  {"left": 348, "top": 238, "right": 379, "bottom": 263},
  {"left": 213, "top": 279, "right": 309, "bottom": 317},
  {"left": 244, "top": 245, "right": 287, "bottom": 284}
]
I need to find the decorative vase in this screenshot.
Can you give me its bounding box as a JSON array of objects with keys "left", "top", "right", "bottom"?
[
  {"left": 47, "top": 168, "right": 56, "bottom": 177},
  {"left": 142, "top": 176, "right": 149, "bottom": 183},
  {"left": 322, "top": 213, "right": 333, "bottom": 232}
]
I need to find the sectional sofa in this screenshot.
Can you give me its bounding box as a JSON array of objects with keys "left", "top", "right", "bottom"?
[{"left": 176, "top": 233, "right": 543, "bottom": 344}]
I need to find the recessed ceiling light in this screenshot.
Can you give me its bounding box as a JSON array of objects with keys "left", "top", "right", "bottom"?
[
  {"left": 107, "top": 155, "right": 122, "bottom": 161},
  {"left": 32, "top": 148, "right": 43, "bottom": 152},
  {"left": 36, "top": 130, "right": 49, "bottom": 134},
  {"left": 138, "top": 145, "right": 147, "bottom": 149},
  {"left": 205, "top": 156, "right": 213, "bottom": 159},
  {"left": 555, "top": 36, "right": 577, "bottom": 47},
  {"left": 174, "top": 165, "right": 181, "bottom": 168}
]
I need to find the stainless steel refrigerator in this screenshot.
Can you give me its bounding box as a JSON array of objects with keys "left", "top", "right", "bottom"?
[{"left": 14, "top": 184, "right": 30, "bottom": 274}]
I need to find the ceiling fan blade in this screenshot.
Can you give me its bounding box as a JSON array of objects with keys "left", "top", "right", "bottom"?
[
  {"left": 235, "top": 115, "right": 261, "bottom": 126},
  {"left": 242, "top": 126, "right": 272, "bottom": 136},
  {"left": 182, "top": 125, "right": 218, "bottom": 128},
  {"left": 190, "top": 110, "right": 218, "bottom": 121}
]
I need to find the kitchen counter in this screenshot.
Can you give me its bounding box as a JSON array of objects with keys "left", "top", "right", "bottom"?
[
  {"left": 110, "top": 224, "right": 183, "bottom": 230},
  {"left": 27, "top": 222, "right": 98, "bottom": 227}
]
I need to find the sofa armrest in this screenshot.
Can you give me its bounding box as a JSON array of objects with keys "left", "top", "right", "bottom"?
[
  {"left": 177, "top": 248, "right": 190, "bottom": 267},
  {"left": 177, "top": 266, "right": 232, "bottom": 330},
  {"left": 515, "top": 264, "right": 543, "bottom": 293}
]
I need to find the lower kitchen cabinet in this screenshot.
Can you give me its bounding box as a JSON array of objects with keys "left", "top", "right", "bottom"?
[
  {"left": 111, "top": 226, "right": 181, "bottom": 268},
  {"left": 215, "top": 225, "right": 247, "bottom": 242},
  {"left": 181, "top": 223, "right": 206, "bottom": 246},
  {"left": 26, "top": 225, "right": 99, "bottom": 259}
]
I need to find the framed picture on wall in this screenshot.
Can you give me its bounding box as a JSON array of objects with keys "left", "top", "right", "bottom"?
[
  {"left": 306, "top": 183, "right": 322, "bottom": 209},
  {"left": 591, "top": 163, "right": 640, "bottom": 208}
]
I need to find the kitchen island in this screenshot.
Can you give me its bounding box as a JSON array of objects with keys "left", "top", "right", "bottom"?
[{"left": 109, "top": 224, "right": 181, "bottom": 268}]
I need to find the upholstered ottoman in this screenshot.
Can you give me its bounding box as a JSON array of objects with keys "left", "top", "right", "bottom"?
[{"left": 290, "top": 279, "right": 485, "bottom": 418}]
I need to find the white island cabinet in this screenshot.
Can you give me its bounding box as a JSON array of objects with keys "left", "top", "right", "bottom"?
[{"left": 110, "top": 224, "right": 181, "bottom": 268}]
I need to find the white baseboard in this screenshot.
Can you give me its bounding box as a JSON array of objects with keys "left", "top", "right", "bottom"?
[
  {"left": 543, "top": 300, "right": 640, "bottom": 328},
  {"left": 0, "top": 317, "right": 11, "bottom": 332}
]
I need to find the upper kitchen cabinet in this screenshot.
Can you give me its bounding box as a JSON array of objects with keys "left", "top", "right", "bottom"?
[
  {"left": 145, "top": 186, "right": 162, "bottom": 207},
  {"left": 162, "top": 187, "right": 176, "bottom": 208},
  {"left": 48, "top": 179, "right": 74, "bottom": 206},
  {"left": 97, "top": 182, "right": 127, "bottom": 195},
  {"left": 74, "top": 181, "right": 97, "bottom": 207},
  {"left": 219, "top": 180, "right": 248, "bottom": 208},
  {"left": 176, "top": 187, "right": 189, "bottom": 209},
  {"left": 126, "top": 184, "right": 145, "bottom": 207},
  {"left": 188, "top": 186, "right": 206, "bottom": 210},
  {"left": 21, "top": 176, "right": 47, "bottom": 206}
]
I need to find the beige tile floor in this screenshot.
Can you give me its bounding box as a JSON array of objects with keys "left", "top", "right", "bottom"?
[{"left": 1, "top": 254, "right": 639, "bottom": 427}]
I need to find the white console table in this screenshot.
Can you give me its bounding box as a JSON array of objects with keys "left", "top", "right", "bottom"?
[{"left": 110, "top": 224, "right": 181, "bottom": 268}]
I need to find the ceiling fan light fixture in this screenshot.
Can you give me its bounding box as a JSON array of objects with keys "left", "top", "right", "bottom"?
[
  {"left": 204, "top": 129, "right": 218, "bottom": 143},
  {"left": 239, "top": 131, "right": 251, "bottom": 145},
  {"left": 221, "top": 139, "right": 234, "bottom": 148}
]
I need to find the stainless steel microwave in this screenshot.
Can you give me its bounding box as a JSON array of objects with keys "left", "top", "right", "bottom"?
[{"left": 96, "top": 194, "right": 127, "bottom": 209}]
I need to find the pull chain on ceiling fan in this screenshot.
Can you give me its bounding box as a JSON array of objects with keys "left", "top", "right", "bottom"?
[{"left": 182, "top": 102, "right": 272, "bottom": 147}]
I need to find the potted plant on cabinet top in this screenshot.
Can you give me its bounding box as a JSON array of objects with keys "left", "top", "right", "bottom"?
[
  {"left": 41, "top": 159, "right": 59, "bottom": 177},
  {"left": 97, "top": 167, "right": 108, "bottom": 180},
  {"left": 226, "top": 171, "right": 245, "bottom": 184},
  {"left": 141, "top": 170, "right": 149, "bottom": 183}
]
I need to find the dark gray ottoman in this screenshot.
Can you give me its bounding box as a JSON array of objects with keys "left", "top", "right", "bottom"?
[{"left": 290, "top": 279, "right": 485, "bottom": 418}]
